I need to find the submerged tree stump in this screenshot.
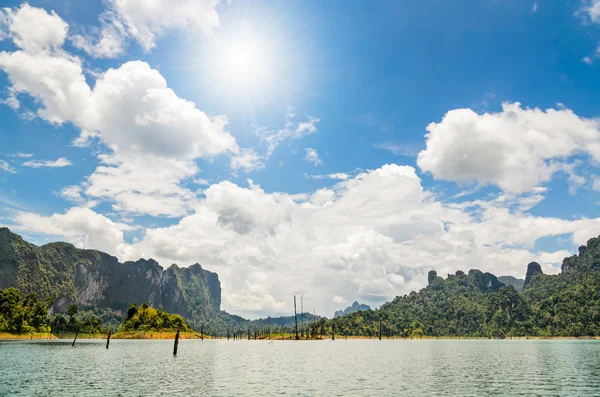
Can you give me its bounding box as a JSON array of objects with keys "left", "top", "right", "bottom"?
[
  {"left": 106, "top": 330, "right": 111, "bottom": 349},
  {"left": 173, "top": 329, "right": 180, "bottom": 356},
  {"left": 72, "top": 329, "right": 79, "bottom": 347}
]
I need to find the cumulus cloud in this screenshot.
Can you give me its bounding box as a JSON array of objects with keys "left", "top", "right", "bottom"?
[
  {"left": 0, "top": 4, "right": 243, "bottom": 216},
  {"left": 0, "top": 4, "right": 68, "bottom": 53},
  {"left": 12, "top": 207, "right": 134, "bottom": 256},
  {"left": 304, "top": 148, "right": 322, "bottom": 166},
  {"left": 83, "top": 154, "right": 200, "bottom": 217},
  {"left": 17, "top": 164, "right": 599, "bottom": 317},
  {"left": 81, "top": 61, "right": 237, "bottom": 158},
  {"left": 417, "top": 102, "right": 600, "bottom": 193},
  {"left": 120, "top": 164, "right": 600, "bottom": 316},
  {"left": 23, "top": 157, "right": 72, "bottom": 168},
  {"left": 72, "top": 0, "right": 221, "bottom": 58},
  {"left": 0, "top": 5, "right": 237, "bottom": 159}
]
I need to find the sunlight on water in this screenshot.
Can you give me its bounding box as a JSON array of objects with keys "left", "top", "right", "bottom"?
[{"left": 1, "top": 339, "right": 600, "bottom": 396}]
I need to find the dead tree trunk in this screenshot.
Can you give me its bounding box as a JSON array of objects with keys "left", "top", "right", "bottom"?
[
  {"left": 294, "top": 295, "right": 299, "bottom": 340},
  {"left": 72, "top": 329, "right": 79, "bottom": 347},
  {"left": 173, "top": 329, "right": 180, "bottom": 356},
  {"left": 106, "top": 330, "right": 111, "bottom": 349}
]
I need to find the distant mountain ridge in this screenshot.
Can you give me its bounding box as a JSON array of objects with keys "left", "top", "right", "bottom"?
[
  {"left": 497, "top": 276, "right": 525, "bottom": 292},
  {"left": 334, "top": 301, "right": 371, "bottom": 318},
  {"left": 0, "top": 228, "right": 221, "bottom": 326}
]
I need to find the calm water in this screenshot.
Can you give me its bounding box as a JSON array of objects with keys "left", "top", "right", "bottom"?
[{"left": 1, "top": 339, "right": 600, "bottom": 396}]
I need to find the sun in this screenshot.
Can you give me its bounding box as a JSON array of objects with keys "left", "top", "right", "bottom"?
[{"left": 208, "top": 30, "right": 277, "bottom": 99}]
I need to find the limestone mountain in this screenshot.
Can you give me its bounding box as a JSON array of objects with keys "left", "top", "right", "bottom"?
[
  {"left": 334, "top": 301, "right": 371, "bottom": 318},
  {"left": 0, "top": 228, "right": 221, "bottom": 325},
  {"left": 331, "top": 234, "right": 600, "bottom": 337}
]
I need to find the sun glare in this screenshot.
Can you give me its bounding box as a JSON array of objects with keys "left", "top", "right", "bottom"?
[{"left": 209, "top": 32, "right": 276, "bottom": 98}]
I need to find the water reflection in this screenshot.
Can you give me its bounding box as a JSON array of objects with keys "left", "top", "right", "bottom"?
[{"left": 1, "top": 339, "right": 599, "bottom": 396}]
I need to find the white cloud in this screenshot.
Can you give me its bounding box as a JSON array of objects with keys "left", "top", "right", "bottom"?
[
  {"left": 417, "top": 102, "right": 600, "bottom": 193},
  {"left": 70, "top": 14, "right": 127, "bottom": 59},
  {"left": 226, "top": 109, "right": 320, "bottom": 173},
  {"left": 254, "top": 109, "right": 320, "bottom": 158},
  {"left": 0, "top": 160, "right": 16, "bottom": 174},
  {"left": 581, "top": 0, "right": 600, "bottom": 23},
  {"left": 10, "top": 164, "right": 592, "bottom": 317},
  {"left": 59, "top": 185, "right": 84, "bottom": 203},
  {"left": 592, "top": 175, "right": 600, "bottom": 191},
  {"left": 583, "top": 56, "right": 593, "bottom": 65},
  {"left": 83, "top": 154, "right": 200, "bottom": 217},
  {"left": 72, "top": 0, "right": 221, "bottom": 58},
  {"left": 81, "top": 61, "right": 237, "bottom": 158},
  {"left": 193, "top": 178, "right": 210, "bottom": 185},
  {"left": 230, "top": 148, "right": 265, "bottom": 173},
  {"left": 12, "top": 152, "right": 33, "bottom": 158},
  {"left": 23, "top": 157, "right": 72, "bottom": 168},
  {"left": 0, "top": 6, "right": 237, "bottom": 159},
  {"left": 0, "top": 4, "right": 242, "bottom": 217},
  {"left": 333, "top": 295, "right": 347, "bottom": 304},
  {"left": 305, "top": 172, "right": 350, "bottom": 181},
  {"left": 12, "top": 207, "right": 134, "bottom": 256},
  {"left": 1, "top": 4, "right": 68, "bottom": 54},
  {"left": 11, "top": 164, "right": 600, "bottom": 317},
  {"left": 373, "top": 142, "right": 419, "bottom": 157},
  {"left": 304, "top": 148, "right": 322, "bottom": 166}
]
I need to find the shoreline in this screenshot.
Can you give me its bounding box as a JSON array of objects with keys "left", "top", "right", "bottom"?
[{"left": 2, "top": 332, "right": 600, "bottom": 341}]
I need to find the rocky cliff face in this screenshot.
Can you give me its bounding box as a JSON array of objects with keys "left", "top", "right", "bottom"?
[
  {"left": 523, "top": 262, "right": 543, "bottom": 289},
  {"left": 562, "top": 236, "right": 600, "bottom": 274},
  {"left": 467, "top": 269, "right": 504, "bottom": 292},
  {"left": 0, "top": 228, "right": 221, "bottom": 322}
]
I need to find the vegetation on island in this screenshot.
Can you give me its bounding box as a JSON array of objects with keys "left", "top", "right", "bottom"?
[
  {"left": 121, "top": 303, "right": 191, "bottom": 332},
  {"left": 0, "top": 287, "right": 50, "bottom": 334}
]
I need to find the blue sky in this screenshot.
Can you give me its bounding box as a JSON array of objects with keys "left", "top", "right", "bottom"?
[{"left": 1, "top": 0, "right": 600, "bottom": 318}]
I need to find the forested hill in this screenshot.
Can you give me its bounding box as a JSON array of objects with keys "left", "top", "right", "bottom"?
[
  {"left": 0, "top": 228, "right": 222, "bottom": 328},
  {"left": 331, "top": 235, "right": 600, "bottom": 338}
]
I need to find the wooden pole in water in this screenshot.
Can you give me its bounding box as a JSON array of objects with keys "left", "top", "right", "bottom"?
[
  {"left": 248, "top": 327, "right": 251, "bottom": 340},
  {"left": 379, "top": 322, "right": 382, "bottom": 341},
  {"left": 106, "top": 329, "right": 111, "bottom": 349},
  {"left": 201, "top": 324, "right": 204, "bottom": 341},
  {"left": 173, "top": 329, "right": 180, "bottom": 356},
  {"left": 332, "top": 323, "right": 335, "bottom": 341},
  {"left": 72, "top": 329, "right": 79, "bottom": 347},
  {"left": 227, "top": 328, "right": 230, "bottom": 341},
  {"left": 294, "top": 295, "right": 299, "bottom": 340}
]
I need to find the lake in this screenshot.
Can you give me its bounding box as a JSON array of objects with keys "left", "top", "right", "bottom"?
[{"left": 1, "top": 339, "right": 599, "bottom": 396}]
